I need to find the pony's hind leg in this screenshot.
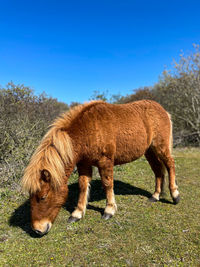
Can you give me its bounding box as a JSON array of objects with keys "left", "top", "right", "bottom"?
[
  {"left": 145, "top": 147, "right": 166, "bottom": 202},
  {"left": 151, "top": 145, "right": 180, "bottom": 204},
  {"left": 160, "top": 150, "right": 180, "bottom": 204},
  {"left": 98, "top": 156, "right": 117, "bottom": 220},
  {"left": 68, "top": 163, "right": 92, "bottom": 223}
]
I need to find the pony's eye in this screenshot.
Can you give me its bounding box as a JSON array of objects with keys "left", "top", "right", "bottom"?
[{"left": 41, "top": 195, "right": 47, "bottom": 200}]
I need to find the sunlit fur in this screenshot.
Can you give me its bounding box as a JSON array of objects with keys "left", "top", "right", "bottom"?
[{"left": 21, "top": 100, "right": 180, "bottom": 234}]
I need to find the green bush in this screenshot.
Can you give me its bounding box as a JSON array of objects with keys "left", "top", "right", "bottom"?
[{"left": 0, "top": 82, "right": 69, "bottom": 190}]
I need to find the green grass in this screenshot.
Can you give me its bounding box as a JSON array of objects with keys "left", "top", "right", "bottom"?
[{"left": 0, "top": 148, "right": 200, "bottom": 266}]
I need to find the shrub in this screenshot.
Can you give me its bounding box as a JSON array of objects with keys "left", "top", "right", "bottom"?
[{"left": 0, "top": 82, "right": 69, "bottom": 190}]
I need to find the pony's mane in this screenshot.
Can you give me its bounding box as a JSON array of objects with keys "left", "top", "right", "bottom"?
[
  {"left": 21, "top": 101, "right": 102, "bottom": 194},
  {"left": 52, "top": 100, "right": 103, "bottom": 130}
]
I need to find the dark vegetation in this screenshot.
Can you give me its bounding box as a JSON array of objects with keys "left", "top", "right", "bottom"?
[{"left": 0, "top": 82, "right": 69, "bottom": 191}]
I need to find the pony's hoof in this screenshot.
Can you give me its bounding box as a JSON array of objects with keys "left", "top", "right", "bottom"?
[
  {"left": 68, "top": 216, "right": 80, "bottom": 223},
  {"left": 148, "top": 196, "right": 158, "bottom": 203},
  {"left": 173, "top": 195, "right": 180, "bottom": 205},
  {"left": 102, "top": 213, "right": 113, "bottom": 220}
]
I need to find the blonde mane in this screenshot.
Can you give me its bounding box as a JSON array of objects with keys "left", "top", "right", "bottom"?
[{"left": 21, "top": 101, "right": 101, "bottom": 194}]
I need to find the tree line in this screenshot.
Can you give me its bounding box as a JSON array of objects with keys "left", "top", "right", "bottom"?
[{"left": 0, "top": 45, "right": 199, "bottom": 190}]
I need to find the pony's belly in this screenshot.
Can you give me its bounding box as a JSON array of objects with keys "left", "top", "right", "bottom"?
[
  {"left": 114, "top": 131, "right": 148, "bottom": 165},
  {"left": 114, "top": 148, "right": 145, "bottom": 165}
]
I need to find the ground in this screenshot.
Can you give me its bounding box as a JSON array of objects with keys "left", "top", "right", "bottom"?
[{"left": 0, "top": 148, "right": 200, "bottom": 266}]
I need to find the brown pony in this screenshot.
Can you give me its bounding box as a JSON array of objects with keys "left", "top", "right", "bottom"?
[{"left": 21, "top": 100, "right": 180, "bottom": 235}]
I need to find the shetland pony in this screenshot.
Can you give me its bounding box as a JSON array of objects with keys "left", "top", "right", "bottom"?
[{"left": 21, "top": 100, "right": 180, "bottom": 235}]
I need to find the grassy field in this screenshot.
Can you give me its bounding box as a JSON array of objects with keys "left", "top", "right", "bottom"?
[{"left": 0, "top": 148, "right": 200, "bottom": 266}]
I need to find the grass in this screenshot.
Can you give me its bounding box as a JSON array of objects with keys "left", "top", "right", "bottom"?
[{"left": 0, "top": 148, "right": 200, "bottom": 266}]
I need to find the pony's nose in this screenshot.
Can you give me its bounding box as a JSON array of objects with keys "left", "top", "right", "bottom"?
[
  {"left": 35, "top": 229, "right": 44, "bottom": 236},
  {"left": 45, "top": 223, "right": 50, "bottom": 233},
  {"left": 32, "top": 221, "right": 51, "bottom": 235},
  {"left": 34, "top": 223, "right": 50, "bottom": 235}
]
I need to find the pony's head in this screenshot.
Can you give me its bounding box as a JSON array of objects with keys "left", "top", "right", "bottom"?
[
  {"left": 30, "top": 170, "right": 68, "bottom": 235},
  {"left": 21, "top": 127, "right": 74, "bottom": 235}
]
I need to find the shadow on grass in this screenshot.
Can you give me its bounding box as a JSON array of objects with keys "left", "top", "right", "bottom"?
[
  {"left": 9, "top": 179, "right": 172, "bottom": 237},
  {"left": 9, "top": 200, "right": 42, "bottom": 238},
  {"left": 65, "top": 179, "right": 153, "bottom": 214}
]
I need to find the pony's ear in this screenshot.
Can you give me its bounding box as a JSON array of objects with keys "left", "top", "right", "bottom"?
[{"left": 41, "top": 170, "right": 51, "bottom": 183}]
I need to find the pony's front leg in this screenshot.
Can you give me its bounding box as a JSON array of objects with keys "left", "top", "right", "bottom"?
[
  {"left": 98, "top": 157, "right": 117, "bottom": 220},
  {"left": 68, "top": 164, "right": 92, "bottom": 223}
]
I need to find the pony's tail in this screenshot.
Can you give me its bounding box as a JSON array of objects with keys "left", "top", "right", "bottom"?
[
  {"left": 167, "top": 112, "right": 173, "bottom": 153},
  {"left": 160, "top": 112, "right": 173, "bottom": 196}
]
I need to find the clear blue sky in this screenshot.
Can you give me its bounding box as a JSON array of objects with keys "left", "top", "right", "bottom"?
[{"left": 0, "top": 0, "right": 200, "bottom": 104}]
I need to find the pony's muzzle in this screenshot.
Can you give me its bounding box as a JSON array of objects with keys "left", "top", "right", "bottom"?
[{"left": 32, "top": 220, "right": 52, "bottom": 235}]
